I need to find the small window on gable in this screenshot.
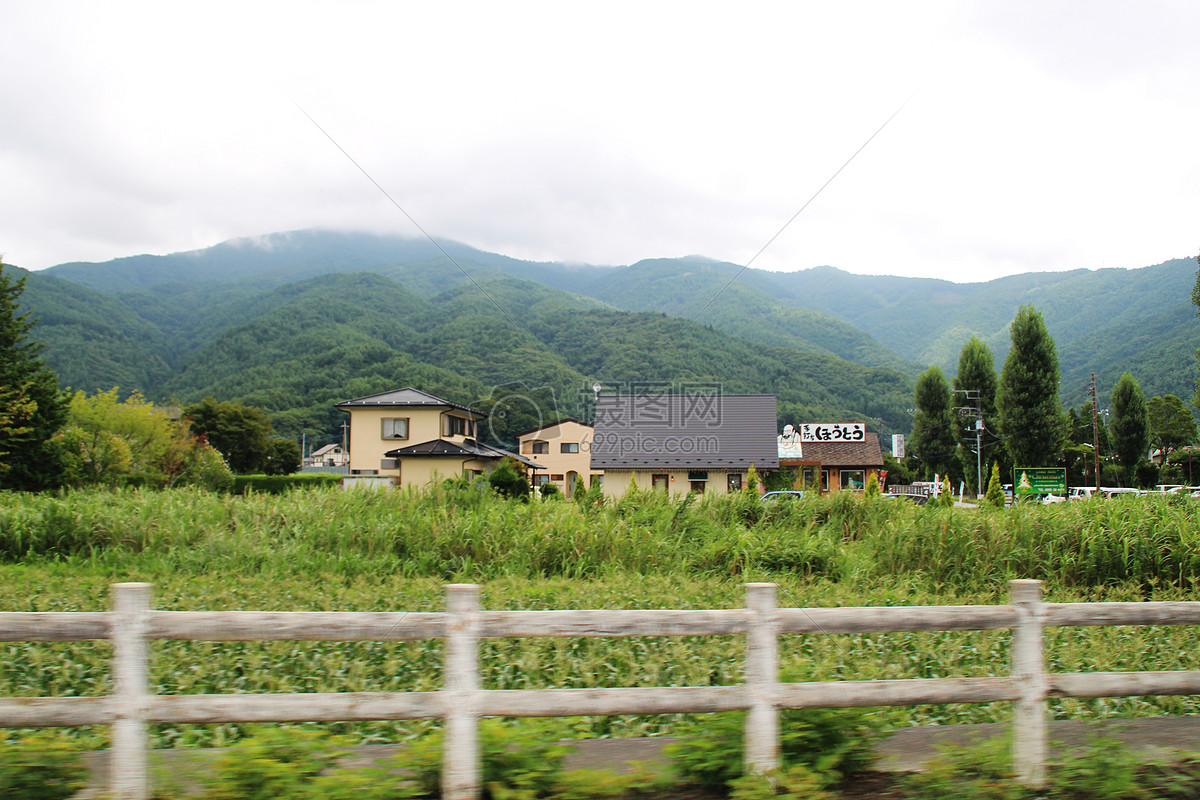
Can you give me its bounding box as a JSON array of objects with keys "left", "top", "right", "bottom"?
[
  {"left": 560, "top": 442, "right": 579, "bottom": 453},
  {"left": 381, "top": 418, "right": 409, "bottom": 439}
]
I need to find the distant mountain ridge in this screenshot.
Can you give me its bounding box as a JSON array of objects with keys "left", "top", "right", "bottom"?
[{"left": 16, "top": 229, "right": 1199, "bottom": 444}]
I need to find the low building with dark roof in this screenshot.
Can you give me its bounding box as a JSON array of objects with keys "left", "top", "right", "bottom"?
[
  {"left": 590, "top": 393, "right": 779, "bottom": 497},
  {"left": 776, "top": 423, "right": 885, "bottom": 493}
]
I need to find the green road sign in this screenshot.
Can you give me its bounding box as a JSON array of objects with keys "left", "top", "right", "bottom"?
[{"left": 1013, "top": 467, "right": 1067, "bottom": 495}]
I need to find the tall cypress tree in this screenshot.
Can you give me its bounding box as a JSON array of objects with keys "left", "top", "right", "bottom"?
[
  {"left": 0, "top": 261, "right": 66, "bottom": 490},
  {"left": 1110, "top": 372, "right": 1149, "bottom": 485},
  {"left": 910, "top": 365, "right": 957, "bottom": 480},
  {"left": 997, "top": 305, "right": 1064, "bottom": 468},
  {"left": 954, "top": 335, "right": 1000, "bottom": 491}
]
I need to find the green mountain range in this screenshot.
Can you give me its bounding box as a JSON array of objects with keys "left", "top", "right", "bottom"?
[{"left": 11, "top": 229, "right": 1198, "bottom": 447}]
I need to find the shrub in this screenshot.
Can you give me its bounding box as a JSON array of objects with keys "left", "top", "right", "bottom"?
[
  {"left": 0, "top": 733, "right": 88, "bottom": 800},
  {"left": 405, "top": 719, "right": 570, "bottom": 798},
  {"left": 666, "top": 704, "right": 881, "bottom": 790},
  {"left": 233, "top": 473, "right": 343, "bottom": 494},
  {"left": 985, "top": 462, "right": 1006, "bottom": 507},
  {"left": 488, "top": 457, "right": 531, "bottom": 501}
]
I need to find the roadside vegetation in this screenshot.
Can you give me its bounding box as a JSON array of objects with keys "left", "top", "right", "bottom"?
[{"left": 4, "top": 485, "right": 1200, "bottom": 757}]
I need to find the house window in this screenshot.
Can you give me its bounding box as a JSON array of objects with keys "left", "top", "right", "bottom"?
[
  {"left": 550, "top": 473, "right": 564, "bottom": 481},
  {"left": 590, "top": 474, "right": 603, "bottom": 488},
  {"left": 532, "top": 474, "right": 549, "bottom": 487},
  {"left": 840, "top": 470, "right": 866, "bottom": 491},
  {"left": 560, "top": 442, "right": 579, "bottom": 453},
  {"left": 800, "top": 466, "right": 819, "bottom": 490},
  {"left": 380, "top": 459, "right": 399, "bottom": 473},
  {"left": 531, "top": 441, "right": 549, "bottom": 454},
  {"left": 821, "top": 470, "right": 830, "bottom": 492},
  {"left": 727, "top": 473, "right": 742, "bottom": 492},
  {"left": 690, "top": 480, "right": 706, "bottom": 494},
  {"left": 381, "top": 418, "right": 409, "bottom": 439},
  {"left": 651, "top": 474, "right": 669, "bottom": 492},
  {"left": 444, "top": 415, "right": 474, "bottom": 437}
]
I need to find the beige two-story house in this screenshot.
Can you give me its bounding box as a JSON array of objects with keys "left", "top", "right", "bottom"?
[
  {"left": 516, "top": 418, "right": 599, "bottom": 497},
  {"left": 336, "top": 388, "right": 539, "bottom": 488}
]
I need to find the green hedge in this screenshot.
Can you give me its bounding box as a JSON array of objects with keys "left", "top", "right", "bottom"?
[{"left": 232, "top": 473, "right": 344, "bottom": 494}]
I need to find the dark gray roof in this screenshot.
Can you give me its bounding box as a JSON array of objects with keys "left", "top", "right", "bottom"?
[
  {"left": 384, "top": 439, "right": 542, "bottom": 470},
  {"left": 335, "top": 387, "right": 483, "bottom": 419},
  {"left": 590, "top": 394, "right": 779, "bottom": 470}
]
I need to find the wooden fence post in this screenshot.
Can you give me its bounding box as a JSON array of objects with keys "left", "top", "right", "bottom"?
[
  {"left": 444, "top": 584, "right": 481, "bottom": 800},
  {"left": 1011, "top": 579, "right": 1047, "bottom": 786},
  {"left": 111, "top": 582, "right": 152, "bottom": 800},
  {"left": 744, "top": 583, "right": 780, "bottom": 777}
]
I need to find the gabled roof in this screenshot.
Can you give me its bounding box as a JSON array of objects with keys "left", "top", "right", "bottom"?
[
  {"left": 384, "top": 439, "right": 542, "bottom": 469},
  {"left": 590, "top": 394, "right": 779, "bottom": 471},
  {"left": 336, "top": 388, "right": 484, "bottom": 419},
  {"left": 514, "top": 417, "right": 592, "bottom": 439},
  {"left": 311, "top": 443, "right": 343, "bottom": 457}
]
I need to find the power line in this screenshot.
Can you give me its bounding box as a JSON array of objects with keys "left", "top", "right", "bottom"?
[{"left": 691, "top": 94, "right": 916, "bottom": 323}]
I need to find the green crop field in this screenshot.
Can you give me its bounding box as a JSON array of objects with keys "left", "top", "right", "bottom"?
[{"left": 4, "top": 485, "right": 1200, "bottom": 749}]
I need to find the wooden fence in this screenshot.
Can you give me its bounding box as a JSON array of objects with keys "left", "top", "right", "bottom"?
[{"left": 4, "top": 580, "right": 1200, "bottom": 799}]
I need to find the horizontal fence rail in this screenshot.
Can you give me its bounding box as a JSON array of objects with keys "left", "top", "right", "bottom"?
[{"left": 4, "top": 581, "right": 1200, "bottom": 799}]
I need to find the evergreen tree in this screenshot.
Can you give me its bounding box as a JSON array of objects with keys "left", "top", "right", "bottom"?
[
  {"left": 1193, "top": 249, "right": 1200, "bottom": 410},
  {"left": 954, "top": 335, "right": 1001, "bottom": 492},
  {"left": 997, "top": 305, "right": 1065, "bottom": 468},
  {"left": 1110, "top": 372, "right": 1149, "bottom": 485},
  {"left": 0, "top": 261, "right": 66, "bottom": 489},
  {"left": 985, "top": 462, "right": 1005, "bottom": 508},
  {"left": 910, "top": 365, "right": 957, "bottom": 480}
]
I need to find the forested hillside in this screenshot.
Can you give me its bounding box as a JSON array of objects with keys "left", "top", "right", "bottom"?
[{"left": 16, "top": 229, "right": 1198, "bottom": 447}]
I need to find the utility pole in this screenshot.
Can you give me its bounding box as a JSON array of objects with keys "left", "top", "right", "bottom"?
[
  {"left": 953, "top": 389, "right": 984, "bottom": 498},
  {"left": 1090, "top": 373, "right": 1101, "bottom": 493}
]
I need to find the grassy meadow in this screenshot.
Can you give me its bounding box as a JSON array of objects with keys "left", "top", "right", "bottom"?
[{"left": 4, "top": 484, "right": 1200, "bottom": 748}]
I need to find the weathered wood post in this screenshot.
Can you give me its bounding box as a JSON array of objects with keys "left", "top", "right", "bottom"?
[
  {"left": 744, "top": 582, "right": 780, "bottom": 777},
  {"left": 444, "top": 584, "right": 481, "bottom": 800},
  {"left": 1010, "top": 579, "right": 1047, "bottom": 786},
  {"left": 111, "top": 582, "right": 152, "bottom": 800}
]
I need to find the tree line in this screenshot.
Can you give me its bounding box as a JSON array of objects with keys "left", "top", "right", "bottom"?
[
  {"left": 0, "top": 261, "right": 300, "bottom": 491},
  {"left": 907, "top": 251, "right": 1200, "bottom": 492}
]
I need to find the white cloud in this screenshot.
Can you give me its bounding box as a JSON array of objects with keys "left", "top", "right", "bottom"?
[{"left": 1, "top": 0, "right": 1196, "bottom": 282}]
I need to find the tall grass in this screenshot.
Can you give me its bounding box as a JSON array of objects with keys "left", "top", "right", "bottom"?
[
  {"left": 5, "top": 486, "right": 1200, "bottom": 747},
  {"left": 3, "top": 487, "right": 1200, "bottom": 591}
]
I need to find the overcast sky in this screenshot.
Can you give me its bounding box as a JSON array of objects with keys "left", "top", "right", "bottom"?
[{"left": 2, "top": 1, "right": 1197, "bottom": 282}]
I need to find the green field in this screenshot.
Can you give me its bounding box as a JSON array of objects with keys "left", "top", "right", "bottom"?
[{"left": 4, "top": 485, "right": 1200, "bottom": 748}]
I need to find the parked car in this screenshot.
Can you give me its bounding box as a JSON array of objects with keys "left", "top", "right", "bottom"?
[{"left": 761, "top": 490, "right": 806, "bottom": 501}]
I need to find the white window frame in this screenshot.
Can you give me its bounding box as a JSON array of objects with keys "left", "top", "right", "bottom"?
[{"left": 381, "top": 417, "right": 409, "bottom": 440}]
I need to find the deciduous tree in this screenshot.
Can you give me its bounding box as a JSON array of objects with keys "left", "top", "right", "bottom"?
[
  {"left": 910, "top": 365, "right": 957, "bottom": 480},
  {"left": 997, "top": 305, "right": 1065, "bottom": 468},
  {"left": 954, "top": 335, "right": 1001, "bottom": 491},
  {"left": 184, "top": 397, "right": 275, "bottom": 474},
  {"left": 1147, "top": 394, "right": 1197, "bottom": 461}
]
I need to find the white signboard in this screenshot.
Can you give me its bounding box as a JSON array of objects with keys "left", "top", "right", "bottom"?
[
  {"left": 892, "top": 434, "right": 905, "bottom": 459},
  {"left": 799, "top": 423, "right": 866, "bottom": 443}
]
